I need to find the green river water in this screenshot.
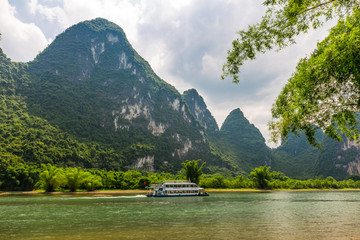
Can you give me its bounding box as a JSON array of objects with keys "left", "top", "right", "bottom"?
[{"left": 1, "top": 191, "right": 360, "bottom": 240}]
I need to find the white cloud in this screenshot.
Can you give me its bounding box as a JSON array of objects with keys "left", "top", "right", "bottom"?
[
  {"left": 61, "top": 0, "right": 141, "bottom": 43},
  {"left": 28, "top": 0, "right": 65, "bottom": 22},
  {"left": 201, "top": 53, "right": 222, "bottom": 78},
  {"left": 0, "top": 0, "right": 49, "bottom": 62}
]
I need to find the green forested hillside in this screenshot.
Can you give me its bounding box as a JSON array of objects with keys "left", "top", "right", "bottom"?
[
  {"left": 273, "top": 130, "right": 360, "bottom": 180},
  {"left": 0, "top": 46, "right": 127, "bottom": 169},
  {"left": 0, "top": 47, "right": 134, "bottom": 190},
  {"left": 272, "top": 133, "right": 319, "bottom": 179}
]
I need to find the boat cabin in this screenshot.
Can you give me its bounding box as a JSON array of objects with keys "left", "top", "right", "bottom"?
[{"left": 146, "top": 180, "right": 208, "bottom": 197}]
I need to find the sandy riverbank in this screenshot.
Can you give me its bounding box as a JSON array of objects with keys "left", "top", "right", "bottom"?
[{"left": 0, "top": 190, "right": 148, "bottom": 196}]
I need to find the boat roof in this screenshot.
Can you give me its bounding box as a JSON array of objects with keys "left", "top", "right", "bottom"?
[
  {"left": 146, "top": 180, "right": 197, "bottom": 189},
  {"left": 162, "top": 180, "right": 191, "bottom": 183}
]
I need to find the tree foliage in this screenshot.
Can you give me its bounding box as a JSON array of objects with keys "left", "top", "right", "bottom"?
[
  {"left": 249, "top": 166, "right": 273, "bottom": 189},
  {"left": 64, "top": 167, "right": 93, "bottom": 192},
  {"left": 199, "top": 166, "right": 360, "bottom": 189},
  {"left": 182, "top": 159, "right": 206, "bottom": 184},
  {"left": 222, "top": 0, "right": 360, "bottom": 145},
  {"left": 222, "top": 0, "right": 359, "bottom": 82},
  {"left": 35, "top": 164, "right": 65, "bottom": 192},
  {"left": 2, "top": 164, "right": 360, "bottom": 191},
  {"left": 270, "top": 9, "right": 360, "bottom": 145}
]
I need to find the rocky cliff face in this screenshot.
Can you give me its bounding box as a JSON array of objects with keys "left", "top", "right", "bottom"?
[
  {"left": 315, "top": 135, "right": 360, "bottom": 179},
  {"left": 340, "top": 139, "right": 360, "bottom": 175},
  {"left": 182, "top": 89, "right": 219, "bottom": 134}
]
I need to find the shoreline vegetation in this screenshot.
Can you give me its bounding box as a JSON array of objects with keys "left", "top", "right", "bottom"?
[
  {"left": 2, "top": 188, "right": 360, "bottom": 197},
  {"left": 3, "top": 164, "right": 360, "bottom": 193}
]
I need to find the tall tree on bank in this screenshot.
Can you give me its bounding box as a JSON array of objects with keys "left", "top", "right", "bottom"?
[
  {"left": 249, "top": 166, "right": 273, "bottom": 189},
  {"left": 182, "top": 159, "right": 205, "bottom": 184},
  {"left": 35, "top": 164, "right": 65, "bottom": 192},
  {"left": 64, "top": 167, "right": 93, "bottom": 192},
  {"left": 222, "top": 0, "right": 360, "bottom": 146}
]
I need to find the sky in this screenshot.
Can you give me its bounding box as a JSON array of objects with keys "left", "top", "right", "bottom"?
[{"left": 0, "top": 0, "right": 334, "bottom": 147}]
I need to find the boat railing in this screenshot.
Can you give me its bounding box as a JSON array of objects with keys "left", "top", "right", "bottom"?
[
  {"left": 146, "top": 180, "right": 194, "bottom": 189},
  {"left": 161, "top": 180, "right": 191, "bottom": 183}
]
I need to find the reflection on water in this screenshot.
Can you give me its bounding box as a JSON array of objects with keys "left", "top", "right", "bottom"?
[{"left": 1, "top": 191, "right": 360, "bottom": 240}]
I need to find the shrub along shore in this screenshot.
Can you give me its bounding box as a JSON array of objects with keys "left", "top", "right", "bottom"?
[{"left": 2, "top": 164, "right": 360, "bottom": 193}]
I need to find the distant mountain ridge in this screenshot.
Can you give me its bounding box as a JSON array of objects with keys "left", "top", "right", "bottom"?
[{"left": 1, "top": 18, "right": 360, "bottom": 179}]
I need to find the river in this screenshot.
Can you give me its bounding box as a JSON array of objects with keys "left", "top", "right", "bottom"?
[{"left": 1, "top": 191, "right": 360, "bottom": 239}]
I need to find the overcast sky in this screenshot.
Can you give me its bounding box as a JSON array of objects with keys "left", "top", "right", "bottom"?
[{"left": 0, "top": 0, "right": 333, "bottom": 147}]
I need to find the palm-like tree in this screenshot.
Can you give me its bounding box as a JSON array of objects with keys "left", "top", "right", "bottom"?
[
  {"left": 65, "top": 167, "right": 92, "bottom": 192},
  {"left": 249, "top": 166, "right": 273, "bottom": 189},
  {"left": 182, "top": 159, "right": 205, "bottom": 184},
  {"left": 36, "top": 164, "right": 65, "bottom": 192}
]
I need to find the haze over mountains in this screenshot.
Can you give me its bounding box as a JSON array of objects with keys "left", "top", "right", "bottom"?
[{"left": 1, "top": 18, "right": 360, "bottom": 179}]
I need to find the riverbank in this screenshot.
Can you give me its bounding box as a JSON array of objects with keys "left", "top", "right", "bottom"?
[
  {"left": 207, "top": 188, "right": 360, "bottom": 192},
  {"left": 2, "top": 188, "right": 360, "bottom": 196},
  {"left": 0, "top": 190, "right": 148, "bottom": 196}
]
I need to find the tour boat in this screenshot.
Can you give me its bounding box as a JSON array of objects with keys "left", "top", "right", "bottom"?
[{"left": 146, "top": 180, "right": 209, "bottom": 197}]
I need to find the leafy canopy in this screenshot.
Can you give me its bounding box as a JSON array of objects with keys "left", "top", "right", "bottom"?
[
  {"left": 270, "top": 10, "right": 360, "bottom": 145},
  {"left": 182, "top": 159, "right": 206, "bottom": 184},
  {"left": 249, "top": 166, "right": 273, "bottom": 189},
  {"left": 35, "top": 164, "right": 65, "bottom": 192},
  {"left": 222, "top": 0, "right": 360, "bottom": 145},
  {"left": 64, "top": 167, "right": 93, "bottom": 192}
]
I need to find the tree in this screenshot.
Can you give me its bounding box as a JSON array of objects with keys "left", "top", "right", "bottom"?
[
  {"left": 35, "top": 164, "right": 65, "bottom": 192},
  {"left": 64, "top": 167, "right": 92, "bottom": 192},
  {"left": 222, "top": 0, "right": 360, "bottom": 145},
  {"left": 82, "top": 174, "right": 102, "bottom": 191},
  {"left": 270, "top": 10, "right": 360, "bottom": 145},
  {"left": 249, "top": 166, "right": 273, "bottom": 189},
  {"left": 182, "top": 159, "right": 206, "bottom": 184}
]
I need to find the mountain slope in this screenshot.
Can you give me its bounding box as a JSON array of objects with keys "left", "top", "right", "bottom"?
[
  {"left": 182, "top": 89, "right": 219, "bottom": 134},
  {"left": 0, "top": 48, "right": 126, "bottom": 172},
  {"left": 12, "top": 18, "right": 216, "bottom": 172},
  {"left": 272, "top": 129, "right": 360, "bottom": 179},
  {"left": 272, "top": 133, "right": 319, "bottom": 179},
  {"left": 212, "top": 108, "right": 273, "bottom": 173}
]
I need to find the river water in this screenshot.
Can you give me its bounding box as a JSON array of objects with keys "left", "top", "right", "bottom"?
[{"left": 1, "top": 191, "right": 360, "bottom": 240}]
